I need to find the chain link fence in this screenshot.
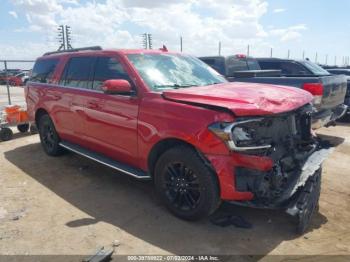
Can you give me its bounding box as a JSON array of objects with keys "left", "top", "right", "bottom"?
[{"left": 0, "top": 60, "right": 35, "bottom": 107}]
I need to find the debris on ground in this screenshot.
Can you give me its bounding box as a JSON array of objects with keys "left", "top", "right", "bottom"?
[
  {"left": 112, "top": 240, "right": 120, "bottom": 247},
  {"left": 10, "top": 208, "right": 26, "bottom": 221},
  {"left": 82, "top": 246, "right": 114, "bottom": 262}
]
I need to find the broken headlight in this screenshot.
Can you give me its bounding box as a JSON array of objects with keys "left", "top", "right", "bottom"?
[{"left": 208, "top": 118, "right": 272, "bottom": 151}]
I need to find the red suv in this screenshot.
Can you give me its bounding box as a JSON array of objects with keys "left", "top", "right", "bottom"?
[{"left": 26, "top": 46, "right": 330, "bottom": 233}]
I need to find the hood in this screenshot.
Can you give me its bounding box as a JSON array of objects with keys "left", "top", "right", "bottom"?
[{"left": 162, "top": 82, "right": 313, "bottom": 116}]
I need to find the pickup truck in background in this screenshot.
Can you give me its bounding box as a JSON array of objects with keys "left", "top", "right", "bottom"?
[
  {"left": 325, "top": 68, "right": 350, "bottom": 120},
  {"left": 199, "top": 55, "right": 348, "bottom": 129}
]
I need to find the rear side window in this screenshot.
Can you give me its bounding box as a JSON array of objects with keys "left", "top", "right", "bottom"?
[
  {"left": 59, "top": 57, "right": 95, "bottom": 89},
  {"left": 30, "top": 59, "right": 58, "bottom": 83},
  {"left": 259, "top": 61, "right": 310, "bottom": 75},
  {"left": 226, "top": 57, "right": 249, "bottom": 76},
  {"left": 92, "top": 57, "right": 130, "bottom": 90},
  {"left": 258, "top": 61, "right": 280, "bottom": 70},
  {"left": 246, "top": 59, "right": 261, "bottom": 70}
]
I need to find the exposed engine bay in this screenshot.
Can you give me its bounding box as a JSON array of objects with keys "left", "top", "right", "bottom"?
[{"left": 230, "top": 104, "right": 332, "bottom": 208}]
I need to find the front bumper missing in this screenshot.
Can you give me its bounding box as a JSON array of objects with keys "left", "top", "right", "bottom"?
[
  {"left": 284, "top": 148, "right": 332, "bottom": 200},
  {"left": 229, "top": 148, "right": 332, "bottom": 234},
  {"left": 286, "top": 168, "right": 322, "bottom": 234}
]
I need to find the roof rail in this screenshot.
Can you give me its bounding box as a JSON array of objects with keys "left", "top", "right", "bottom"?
[{"left": 43, "top": 46, "right": 103, "bottom": 56}]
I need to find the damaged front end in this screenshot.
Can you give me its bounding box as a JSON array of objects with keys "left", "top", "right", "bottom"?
[{"left": 209, "top": 104, "right": 332, "bottom": 233}]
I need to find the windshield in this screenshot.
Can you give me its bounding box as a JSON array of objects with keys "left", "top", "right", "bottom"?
[
  {"left": 300, "top": 60, "right": 330, "bottom": 76},
  {"left": 127, "top": 53, "right": 226, "bottom": 91}
]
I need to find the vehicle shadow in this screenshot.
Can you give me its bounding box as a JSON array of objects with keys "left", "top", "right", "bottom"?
[
  {"left": 335, "top": 121, "right": 350, "bottom": 127},
  {"left": 4, "top": 143, "right": 328, "bottom": 255},
  {"left": 317, "top": 134, "right": 345, "bottom": 148}
]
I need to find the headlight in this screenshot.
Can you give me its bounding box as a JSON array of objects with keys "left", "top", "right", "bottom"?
[{"left": 208, "top": 118, "right": 272, "bottom": 151}]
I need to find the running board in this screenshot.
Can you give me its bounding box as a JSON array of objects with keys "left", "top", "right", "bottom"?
[{"left": 59, "top": 141, "right": 151, "bottom": 180}]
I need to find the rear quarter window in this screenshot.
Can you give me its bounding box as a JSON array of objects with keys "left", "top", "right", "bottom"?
[{"left": 30, "top": 58, "right": 59, "bottom": 83}]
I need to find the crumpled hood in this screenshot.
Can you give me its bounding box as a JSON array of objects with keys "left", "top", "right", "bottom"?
[{"left": 162, "top": 82, "right": 313, "bottom": 116}]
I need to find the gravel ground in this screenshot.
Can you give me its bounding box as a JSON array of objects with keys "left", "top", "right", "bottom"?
[{"left": 0, "top": 87, "right": 349, "bottom": 258}]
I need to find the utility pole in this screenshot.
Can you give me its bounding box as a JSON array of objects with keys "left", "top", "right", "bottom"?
[
  {"left": 325, "top": 54, "right": 328, "bottom": 65},
  {"left": 57, "top": 25, "right": 65, "bottom": 51},
  {"left": 335, "top": 56, "right": 337, "bottom": 66},
  {"left": 4, "top": 61, "right": 11, "bottom": 105},
  {"left": 57, "top": 25, "right": 73, "bottom": 51},
  {"left": 287, "top": 50, "right": 290, "bottom": 59},
  {"left": 218, "top": 41, "right": 221, "bottom": 56},
  {"left": 247, "top": 45, "right": 250, "bottom": 56},
  {"left": 270, "top": 48, "right": 273, "bottom": 58},
  {"left": 180, "top": 36, "right": 183, "bottom": 52},
  {"left": 315, "top": 52, "right": 318, "bottom": 63},
  {"left": 142, "top": 33, "right": 148, "bottom": 49},
  {"left": 65, "top": 25, "right": 73, "bottom": 50},
  {"left": 148, "top": 34, "right": 152, "bottom": 49},
  {"left": 141, "top": 33, "right": 152, "bottom": 49},
  {"left": 302, "top": 51, "right": 305, "bottom": 60}
]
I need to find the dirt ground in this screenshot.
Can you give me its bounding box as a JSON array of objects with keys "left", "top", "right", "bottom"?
[{"left": 0, "top": 121, "right": 349, "bottom": 258}]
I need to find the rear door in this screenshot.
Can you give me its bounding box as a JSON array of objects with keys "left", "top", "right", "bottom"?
[
  {"left": 80, "top": 55, "right": 140, "bottom": 166},
  {"left": 58, "top": 56, "right": 96, "bottom": 143}
]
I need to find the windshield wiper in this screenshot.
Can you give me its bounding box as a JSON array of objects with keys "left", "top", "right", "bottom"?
[{"left": 154, "top": 84, "right": 197, "bottom": 89}]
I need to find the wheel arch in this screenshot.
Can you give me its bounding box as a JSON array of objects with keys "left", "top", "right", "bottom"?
[
  {"left": 147, "top": 138, "right": 217, "bottom": 182},
  {"left": 35, "top": 108, "right": 49, "bottom": 127}
]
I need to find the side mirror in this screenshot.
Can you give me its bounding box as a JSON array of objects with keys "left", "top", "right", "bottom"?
[{"left": 102, "top": 79, "right": 132, "bottom": 94}]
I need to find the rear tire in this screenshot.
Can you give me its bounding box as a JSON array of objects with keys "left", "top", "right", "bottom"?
[
  {"left": 0, "top": 128, "right": 13, "bottom": 141},
  {"left": 38, "top": 114, "right": 64, "bottom": 156},
  {"left": 154, "top": 145, "right": 221, "bottom": 221}
]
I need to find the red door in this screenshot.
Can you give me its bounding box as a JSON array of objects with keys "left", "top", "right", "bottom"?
[{"left": 73, "top": 56, "right": 140, "bottom": 167}]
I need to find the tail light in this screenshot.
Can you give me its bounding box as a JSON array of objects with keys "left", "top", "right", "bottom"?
[{"left": 302, "top": 83, "right": 323, "bottom": 105}]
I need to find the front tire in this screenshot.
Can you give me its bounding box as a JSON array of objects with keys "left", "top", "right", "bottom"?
[
  {"left": 38, "top": 114, "right": 64, "bottom": 156},
  {"left": 154, "top": 145, "right": 221, "bottom": 221}
]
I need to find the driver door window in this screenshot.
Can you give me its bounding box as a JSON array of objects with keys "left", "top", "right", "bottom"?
[{"left": 92, "top": 57, "right": 131, "bottom": 90}]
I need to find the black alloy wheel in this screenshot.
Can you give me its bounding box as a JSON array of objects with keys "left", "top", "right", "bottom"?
[{"left": 154, "top": 146, "right": 220, "bottom": 220}]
